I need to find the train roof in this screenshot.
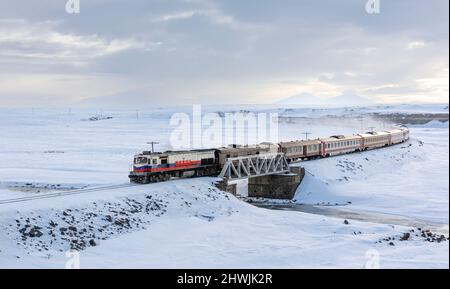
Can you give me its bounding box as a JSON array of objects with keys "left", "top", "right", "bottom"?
[
  {"left": 279, "top": 139, "right": 321, "bottom": 147},
  {"left": 320, "top": 134, "right": 362, "bottom": 142},
  {"left": 358, "top": 131, "right": 390, "bottom": 138},
  {"left": 216, "top": 143, "right": 275, "bottom": 153},
  {"left": 137, "top": 149, "right": 215, "bottom": 157},
  {"left": 386, "top": 128, "right": 409, "bottom": 134}
]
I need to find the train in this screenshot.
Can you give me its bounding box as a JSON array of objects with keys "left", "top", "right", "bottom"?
[{"left": 129, "top": 128, "right": 409, "bottom": 184}]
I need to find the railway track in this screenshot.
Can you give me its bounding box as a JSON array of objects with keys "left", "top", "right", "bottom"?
[{"left": 0, "top": 183, "right": 140, "bottom": 205}]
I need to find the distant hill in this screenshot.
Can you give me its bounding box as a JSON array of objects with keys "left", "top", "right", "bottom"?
[
  {"left": 275, "top": 93, "right": 324, "bottom": 106},
  {"left": 327, "top": 93, "right": 375, "bottom": 106},
  {"left": 275, "top": 92, "right": 375, "bottom": 107}
]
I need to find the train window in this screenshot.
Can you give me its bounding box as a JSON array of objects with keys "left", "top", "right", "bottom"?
[
  {"left": 135, "top": 157, "right": 147, "bottom": 164},
  {"left": 152, "top": 159, "right": 157, "bottom": 164}
]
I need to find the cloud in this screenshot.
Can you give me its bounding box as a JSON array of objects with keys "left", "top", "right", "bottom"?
[
  {"left": 0, "top": 19, "right": 151, "bottom": 66},
  {"left": 150, "top": 7, "right": 268, "bottom": 31},
  {"left": 0, "top": 0, "right": 448, "bottom": 107},
  {"left": 0, "top": 72, "right": 140, "bottom": 107},
  {"left": 407, "top": 41, "right": 426, "bottom": 50}
]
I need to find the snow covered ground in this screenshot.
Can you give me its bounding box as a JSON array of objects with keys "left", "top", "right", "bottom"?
[{"left": 0, "top": 104, "right": 448, "bottom": 268}]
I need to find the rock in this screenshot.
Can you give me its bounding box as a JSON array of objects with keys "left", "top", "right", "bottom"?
[
  {"left": 105, "top": 215, "right": 113, "bottom": 222},
  {"left": 68, "top": 226, "right": 77, "bottom": 232},
  {"left": 114, "top": 218, "right": 130, "bottom": 227},
  {"left": 28, "top": 226, "right": 43, "bottom": 238},
  {"left": 89, "top": 239, "right": 97, "bottom": 246},
  {"left": 389, "top": 242, "right": 395, "bottom": 246},
  {"left": 400, "top": 232, "right": 410, "bottom": 241},
  {"left": 344, "top": 220, "right": 349, "bottom": 225}
]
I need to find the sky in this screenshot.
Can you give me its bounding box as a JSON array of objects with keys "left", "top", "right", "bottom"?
[{"left": 0, "top": 0, "right": 448, "bottom": 107}]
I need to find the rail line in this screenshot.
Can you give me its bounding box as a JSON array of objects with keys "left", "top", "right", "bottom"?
[{"left": 0, "top": 183, "right": 140, "bottom": 205}]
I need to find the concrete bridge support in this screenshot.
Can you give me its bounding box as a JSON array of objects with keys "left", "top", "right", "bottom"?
[
  {"left": 247, "top": 167, "right": 305, "bottom": 199},
  {"left": 216, "top": 166, "right": 305, "bottom": 200}
]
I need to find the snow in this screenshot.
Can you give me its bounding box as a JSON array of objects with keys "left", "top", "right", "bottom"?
[
  {"left": 0, "top": 104, "right": 448, "bottom": 268},
  {"left": 294, "top": 127, "right": 449, "bottom": 224}
]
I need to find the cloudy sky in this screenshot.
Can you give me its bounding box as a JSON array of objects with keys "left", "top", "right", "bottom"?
[{"left": 0, "top": 0, "right": 448, "bottom": 107}]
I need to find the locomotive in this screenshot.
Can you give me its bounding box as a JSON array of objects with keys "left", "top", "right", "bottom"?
[
  {"left": 129, "top": 128, "right": 409, "bottom": 184},
  {"left": 129, "top": 144, "right": 277, "bottom": 184}
]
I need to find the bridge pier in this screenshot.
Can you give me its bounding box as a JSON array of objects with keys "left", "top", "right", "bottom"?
[
  {"left": 247, "top": 167, "right": 305, "bottom": 199},
  {"left": 216, "top": 167, "right": 305, "bottom": 200},
  {"left": 216, "top": 153, "right": 304, "bottom": 199}
]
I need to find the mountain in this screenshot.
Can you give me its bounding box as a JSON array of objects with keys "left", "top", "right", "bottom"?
[
  {"left": 276, "top": 92, "right": 376, "bottom": 107},
  {"left": 327, "top": 93, "right": 375, "bottom": 106},
  {"left": 275, "top": 93, "right": 324, "bottom": 106}
]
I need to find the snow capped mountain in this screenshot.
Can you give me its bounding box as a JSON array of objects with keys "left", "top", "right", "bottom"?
[{"left": 275, "top": 93, "right": 324, "bottom": 106}]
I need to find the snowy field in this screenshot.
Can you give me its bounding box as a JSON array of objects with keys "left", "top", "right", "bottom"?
[{"left": 0, "top": 104, "right": 448, "bottom": 268}]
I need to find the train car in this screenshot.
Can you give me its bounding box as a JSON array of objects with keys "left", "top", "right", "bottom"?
[
  {"left": 359, "top": 131, "right": 391, "bottom": 150},
  {"left": 215, "top": 143, "right": 277, "bottom": 167},
  {"left": 401, "top": 127, "right": 410, "bottom": 142},
  {"left": 278, "top": 139, "right": 323, "bottom": 161},
  {"left": 386, "top": 129, "right": 407, "bottom": 144},
  {"left": 129, "top": 149, "right": 218, "bottom": 184},
  {"left": 321, "top": 135, "right": 363, "bottom": 157}
]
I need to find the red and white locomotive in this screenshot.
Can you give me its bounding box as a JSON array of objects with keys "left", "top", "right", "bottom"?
[{"left": 129, "top": 144, "right": 276, "bottom": 184}]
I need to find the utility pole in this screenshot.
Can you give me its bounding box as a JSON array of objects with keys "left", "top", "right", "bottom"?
[
  {"left": 136, "top": 109, "right": 139, "bottom": 120},
  {"left": 302, "top": 132, "right": 311, "bottom": 140},
  {"left": 358, "top": 116, "right": 364, "bottom": 133},
  {"left": 147, "top": 141, "right": 159, "bottom": 153}
]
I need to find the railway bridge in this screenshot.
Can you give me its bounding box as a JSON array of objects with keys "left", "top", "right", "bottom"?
[
  {"left": 218, "top": 153, "right": 290, "bottom": 180},
  {"left": 216, "top": 153, "right": 305, "bottom": 199}
]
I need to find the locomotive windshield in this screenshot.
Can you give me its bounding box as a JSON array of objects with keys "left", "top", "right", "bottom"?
[{"left": 135, "top": 157, "right": 148, "bottom": 164}]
